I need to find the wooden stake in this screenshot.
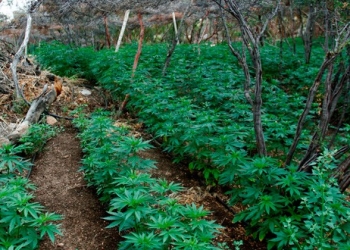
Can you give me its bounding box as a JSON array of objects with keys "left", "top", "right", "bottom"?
[
  {"left": 115, "top": 10, "right": 130, "bottom": 52},
  {"left": 116, "top": 94, "right": 130, "bottom": 118},
  {"left": 103, "top": 15, "right": 111, "bottom": 48},
  {"left": 132, "top": 13, "right": 144, "bottom": 77},
  {"left": 172, "top": 12, "right": 178, "bottom": 37}
]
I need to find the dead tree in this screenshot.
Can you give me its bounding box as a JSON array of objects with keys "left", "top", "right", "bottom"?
[
  {"left": 298, "top": 4, "right": 317, "bottom": 64},
  {"left": 214, "top": 0, "right": 281, "bottom": 156},
  {"left": 11, "top": 14, "right": 33, "bottom": 100},
  {"left": 162, "top": 4, "right": 191, "bottom": 76},
  {"left": 285, "top": 22, "right": 350, "bottom": 191},
  {"left": 10, "top": 0, "right": 43, "bottom": 100},
  {"left": 7, "top": 77, "right": 62, "bottom": 143},
  {"left": 6, "top": 1, "right": 62, "bottom": 143}
]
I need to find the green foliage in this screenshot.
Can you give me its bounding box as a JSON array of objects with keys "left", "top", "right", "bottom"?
[
  {"left": 11, "top": 99, "right": 28, "bottom": 115},
  {"left": 35, "top": 39, "right": 349, "bottom": 249},
  {"left": 34, "top": 42, "right": 96, "bottom": 81},
  {"left": 220, "top": 149, "right": 350, "bottom": 249},
  {"left": 74, "top": 110, "right": 155, "bottom": 202},
  {"left": 19, "top": 123, "right": 61, "bottom": 155},
  {"left": 33, "top": 40, "right": 324, "bottom": 183},
  {"left": 0, "top": 144, "right": 32, "bottom": 175},
  {"left": 0, "top": 141, "right": 62, "bottom": 249},
  {"left": 74, "top": 111, "right": 225, "bottom": 249}
]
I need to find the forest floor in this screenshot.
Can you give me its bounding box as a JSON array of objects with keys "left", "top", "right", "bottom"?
[{"left": 1, "top": 62, "right": 267, "bottom": 249}]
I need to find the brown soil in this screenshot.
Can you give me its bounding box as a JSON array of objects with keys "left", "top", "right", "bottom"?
[{"left": 30, "top": 126, "right": 121, "bottom": 250}]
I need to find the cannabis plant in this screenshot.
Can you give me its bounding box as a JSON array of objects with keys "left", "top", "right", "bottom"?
[
  {"left": 0, "top": 143, "right": 62, "bottom": 249},
  {"left": 19, "top": 123, "right": 61, "bottom": 155},
  {"left": 75, "top": 111, "right": 226, "bottom": 249},
  {"left": 220, "top": 149, "right": 350, "bottom": 249}
]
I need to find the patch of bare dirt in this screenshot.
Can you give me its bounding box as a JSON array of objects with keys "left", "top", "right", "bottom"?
[{"left": 30, "top": 127, "right": 121, "bottom": 250}]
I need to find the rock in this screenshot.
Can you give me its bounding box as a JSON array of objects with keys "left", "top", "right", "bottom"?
[
  {"left": 80, "top": 88, "right": 91, "bottom": 96},
  {"left": 46, "top": 115, "right": 58, "bottom": 125},
  {"left": 0, "top": 123, "right": 17, "bottom": 144},
  {"left": 0, "top": 137, "right": 10, "bottom": 147},
  {"left": 8, "top": 121, "right": 29, "bottom": 142},
  {"left": 9, "top": 123, "right": 17, "bottom": 130}
]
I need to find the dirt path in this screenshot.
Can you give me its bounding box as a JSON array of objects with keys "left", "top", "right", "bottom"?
[{"left": 30, "top": 127, "right": 121, "bottom": 250}]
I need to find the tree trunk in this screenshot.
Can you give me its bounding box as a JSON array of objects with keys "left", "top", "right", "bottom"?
[
  {"left": 298, "top": 63, "right": 350, "bottom": 172},
  {"left": 132, "top": 13, "right": 144, "bottom": 77},
  {"left": 285, "top": 54, "right": 337, "bottom": 166},
  {"left": 103, "top": 15, "right": 111, "bottom": 48},
  {"left": 338, "top": 155, "right": 350, "bottom": 192},
  {"left": 220, "top": 10, "right": 252, "bottom": 106},
  {"left": 285, "top": 19, "right": 350, "bottom": 165},
  {"left": 302, "top": 5, "right": 317, "bottom": 64},
  {"left": 8, "top": 78, "right": 62, "bottom": 143},
  {"left": 252, "top": 48, "right": 267, "bottom": 156},
  {"left": 10, "top": 13, "right": 33, "bottom": 99},
  {"left": 215, "top": 0, "right": 280, "bottom": 156},
  {"left": 289, "top": 0, "right": 296, "bottom": 54}
]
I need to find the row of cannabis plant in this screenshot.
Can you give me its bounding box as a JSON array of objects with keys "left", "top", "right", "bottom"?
[
  {"left": 0, "top": 124, "right": 62, "bottom": 249},
  {"left": 72, "top": 109, "right": 226, "bottom": 249}
]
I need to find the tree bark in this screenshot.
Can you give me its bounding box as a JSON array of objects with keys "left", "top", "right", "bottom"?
[
  {"left": 338, "top": 155, "right": 350, "bottom": 192},
  {"left": 215, "top": 0, "right": 280, "bottom": 156},
  {"left": 285, "top": 54, "right": 337, "bottom": 166},
  {"left": 10, "top": 13, "right": 33, "bottom": 99},
  {"left": 301, "top": 5, "right": 317, "bottom": 64},
  {"left": 10, "top": 0, "right": 43, "bottom": 100},
  {"left": 8, "top": 79, "right": 62, "bottom": 143},
  {"left": 285, "top": 24, "right": 350, "bottom": 167},
  {"left": 103, "top": 15, "right": 111, "bottom": 48},
  {"left": 132, "top": 13, "right": 144, "bottom": 77}
]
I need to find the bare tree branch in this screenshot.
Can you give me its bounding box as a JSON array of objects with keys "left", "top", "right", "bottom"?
[
  {"left": 285, "top": 20, "right": 350, "bottom": 167},
  {"left": 10, "top": 13, "right": 33, "bottom": 101},
  {"left": 163, "top": 3, "right": 191, "bottom": 76},
  {"left": 213, "top": 0, "right": 281, "bottom": 156},
  {"left": 219, "top": 2, "right": 253, "bottom": 105},
  {"left": 257, "top": 0, "right": 281, "bottom": 42}
]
